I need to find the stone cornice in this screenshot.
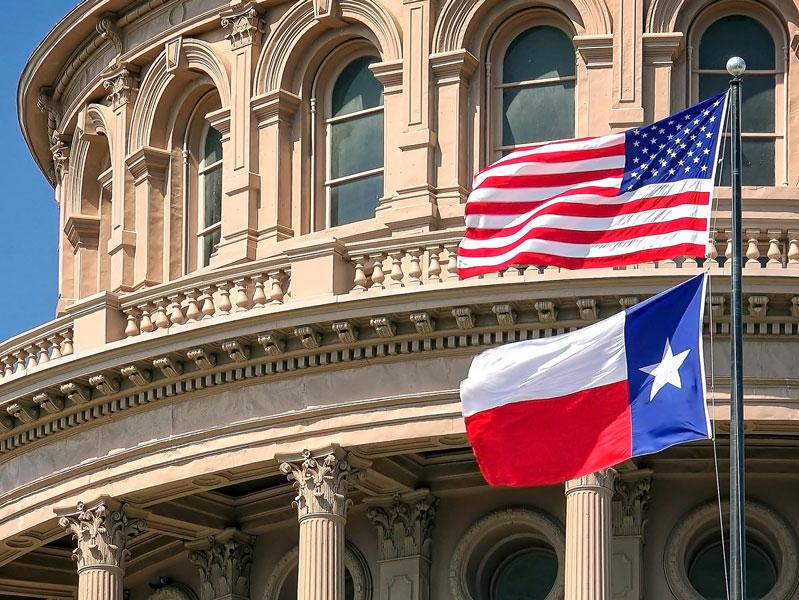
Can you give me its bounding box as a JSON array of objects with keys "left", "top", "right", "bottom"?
[{"left": 64, "top": 215, "right": 101, "bottom": 250}]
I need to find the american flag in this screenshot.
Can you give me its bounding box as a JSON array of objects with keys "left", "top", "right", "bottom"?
[{"left": 457, "top": 93, "right": 729, "bottom": 278}]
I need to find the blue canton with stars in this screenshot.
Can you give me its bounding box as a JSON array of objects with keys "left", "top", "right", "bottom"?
[{"left": 620, "top": 93, "right": 728, "bottom": 193}]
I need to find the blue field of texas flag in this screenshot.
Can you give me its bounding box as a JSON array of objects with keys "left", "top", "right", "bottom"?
[{"left": 460, "top": 274, "right": 710, "bottom": 487}]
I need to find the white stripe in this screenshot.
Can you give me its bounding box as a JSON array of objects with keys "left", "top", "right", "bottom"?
[
  {"left": 460, "top": 311, "right": 627, "bottom": 417},
  {"left": 492, "top": 132, "right": 626, "bottom": 168},
  {"left": 457, "top": 229, "right": 707, "bottom": 268},
  {"left": 459, "top": 204, "right": 709, "bottom": 250},
  {"left": 473, "top": 155, "right": 626, "bottom": 188},
  {"left": 465, "top": 178, "right": 714, "bottom": 230},
  {"left": 468, "top": 177, "right": 622, "bottom": 203}
]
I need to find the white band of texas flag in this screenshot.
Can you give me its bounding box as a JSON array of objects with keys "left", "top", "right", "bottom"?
[{"left": 460, "top": 274, "right": 710, "bottom": 487}]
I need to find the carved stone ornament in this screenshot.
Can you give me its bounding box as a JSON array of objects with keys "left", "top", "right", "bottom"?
[
  {"left": 57, "top": 499, "right": 146, "bottom": 570},
  {"left": 220, "top": 2, "right": 265, "bottom": 50},
  {"left": 534, "top": 301, "right": 557, "bottom": 323},
  {"left": 50, "top": 131, "right": 70, "bottom": 183},
  {"left": 187, "top": 529, "right": 255, "bottom": 600},
  {"left": 613, "top": 474, "right": 652, "bottom": 536},
  {"left": 452, "top": 306, "right": 474, "bottom": 329},
  {"left": 96, "top": 12, "right": 123, "bottom": 56},
  {"left": 367, "top": 491, "right": 439, "bottom": 561},
  {"left": 280, "top": 448, "right": 353, "bottom": 520},
  {"left": 102, "top": 64, "right": 140, "bottom": 110}
]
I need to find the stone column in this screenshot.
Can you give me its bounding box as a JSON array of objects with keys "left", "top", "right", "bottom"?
[
  {"left": 280, "top": 447, "right": 353, "bottom": 600},
  {"left": 564, "top": 469, "right": 616, "bottom": 600},
  {"left": 366, "top": 490, "right": 438, "bottom": 600},
  {"left": 187, "top": 528, "right": 255, "bottom": 600},
  {"left": 611, "top": 471, "right": 652, "bottom": 600},
  {"left": 57, "top": 498, "right": 146, "bottom": 600}
]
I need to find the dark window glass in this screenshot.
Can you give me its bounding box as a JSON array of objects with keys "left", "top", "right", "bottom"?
[
  {"left": 688, "top": 541, "right": 777, "bottom": 599},
  {"left": 204, "top": 126, "right": 223, "bottom": 164},
  {"left": 492, "top": 548, "right": 559, "bottom": 600},
  {"left": 503, "top": 81, "right": 575, "bottom": 146},
  {"left": 202, "top": 228, "right": 220, "bottom": 265},
  {"left": 717, "top": 139, "right": 775, "bottom": 187},
  {"left": 699, "top": 15, "right": 775, "bottom": 71},
  {"left": 699, "top": 74, "right": 775, "bottom": 133},
  {"left": 330, "top": 112, "right": 384, "bottom": 179},
  {"left": 203, "top": 166, "right": 223, "bottom": 228},
  {"left": 331, "top": 174, "right": 383, "bottom": 226},
  {"left": 503, "top": 26, "right": 576, "bottom": 83},
  {"left": 332, "top": 56, "right": 383, "bottom": 117}
]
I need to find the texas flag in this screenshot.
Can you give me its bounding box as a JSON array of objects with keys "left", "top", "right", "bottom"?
[{"left": 460, "top": 274, "right": 710, "bottom": 487}]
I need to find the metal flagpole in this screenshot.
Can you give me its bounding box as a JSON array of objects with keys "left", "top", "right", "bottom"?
[{"left": 726, "top": 55, "right": 747, "bottom": 600}]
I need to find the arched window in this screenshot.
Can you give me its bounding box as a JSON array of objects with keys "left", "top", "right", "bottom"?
[
  {"left": 199, "top": 126, "right": 223, "bottom": 267},
  {"left": 694, "top": 14, "right": 782, "bottom": 186},
  {"left": 688, "top": 538, "right": 777, "bottom": 599},
  {"left": 494, "top": 25, "right": 576, "bottom": 158},
  {"left": 326, "top": 55, "right": 384, "bottom": 227},
  {"left": 491, "top": 547, "right": 559, "bottom": 600}
]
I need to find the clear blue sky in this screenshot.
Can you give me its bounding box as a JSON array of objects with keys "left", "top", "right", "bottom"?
[{"left": 0, "top": 2, "right": 79, "bottom": 341}]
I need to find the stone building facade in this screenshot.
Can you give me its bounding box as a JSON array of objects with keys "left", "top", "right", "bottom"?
[{"left": 5, "top": 0, "right": 799, "bottom": 598}]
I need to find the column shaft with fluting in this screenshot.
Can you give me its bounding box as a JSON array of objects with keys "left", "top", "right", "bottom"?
[
  {"left": 565, "top": 470, "right": 615, "bottom": 600},
  {"left": 280, "top": 447, "right": 353, "bottom": 600}
]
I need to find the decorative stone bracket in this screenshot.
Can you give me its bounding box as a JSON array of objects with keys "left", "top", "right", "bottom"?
[{"left": 187, "top": 528, "right": 255, "bottom": 600}]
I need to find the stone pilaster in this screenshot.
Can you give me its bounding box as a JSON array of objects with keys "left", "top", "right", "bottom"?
[
  {"left": 57, "top": 498, "right": 146, "bottom": 600},
  {"left": 102, "top": 63, "right": 139, "bottom": 292},
  {"left": 565, "top": 469, "right": 616, "bottom": 600},
  {"left": 611, "top": 471, "right": 652, "bottom": 600},
  {"left": 187, "top": 528, "right": 255, "bottom": 600},
  {"left": 366, "top": 490, "right": 438, "bottom": 600},
  {"left": 280, "top": 447, "right": 353, "bottom": 600},
  {"left": 642, "top": 33, "right": 684, "bottom": 120}
]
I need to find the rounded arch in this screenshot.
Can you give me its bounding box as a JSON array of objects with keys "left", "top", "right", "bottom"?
[
  {"left": 129, "top": 38, "right": 231, "bottom": 153},
  {"left": 449, "top": 507, "right": 566, "bottom": 600},
  {"left": 254, "top": 0, "right": 402, "bottom": 95},
  {"left": 147, "top": 582, "right": 199, "bottom": 600},
  {"left": 646, "top": 0, "right": 799, "bottom": 34},
  {"left": 432, "top": 0, "right": 611, "bottom": 54},
  {"left": 84, "top": 103, "right": 115, "bottom": 159},
  {"left": 262, "top": 542, "right": 373, "bottom": 600}
]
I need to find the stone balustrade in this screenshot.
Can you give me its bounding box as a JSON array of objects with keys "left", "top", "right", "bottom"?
[
  {"left": 120, "top": 263, "right": 291, "bottom": 338},
  {"left": 0, "top": 319, "right": 74, "bottom": 383}
]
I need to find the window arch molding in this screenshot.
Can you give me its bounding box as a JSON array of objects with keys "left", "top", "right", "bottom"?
[
  {"left": 449, "top": 507, "right": 566, "bottom": 600},
  {"left": 663, "top": 499, "right": 799, "bottom": 600},
  {"left": 482, "top": 9, "right": 577, "bottom": 164},
  {"left": 687, "top": 2, "right": 788, "bottom": 186},
  {"left": 646, "top": 0, "right": 799, "bottom": 35},
  {"left": 261, "top": 542, "right": 373, "bottom": 600},
  {"left": 306, "top": 39, "right": 386, "bottom": 232}
]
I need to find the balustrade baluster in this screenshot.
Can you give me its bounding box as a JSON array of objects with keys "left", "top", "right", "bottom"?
[
  {"left": 233, "top": 278, "right": 251, "bottom": 311},
  {"left": 352, "top": 256, "right": 369, "bottom": 292},
  {"left": 153, "top": 300, "right": 170, "bottom": 329},
  {"left": 61, "top": 329, "right": 74, "bottom": 356},
  {"left": 766, "top": 231, "right": 783, "bottom": 269},
  {"left": 389, "top": 251, "right": 405, "bottom": 288},
  {"left": 2, "top": 356, "right": 13, "bottom": 378},
  {"left": 36, "top": 342, "right": 49, "bottom": 364},
  {"left": 428, "top": 246, "right": 443, "bottom": 283},
  {"left": 707, "top": 235, "right": 720, "bottom": 269},
  {"left": 168, "top": 295, "right": 187, "bottom": 325},
  {"left": 24, "top": 345, "right": 39, "bottom": 369},
  {"left": 370, "top": 254, "right": 386, "bottom": 289},
  {"left": 199, "top": 286, "right": 217, "bottom": 318},
  {"left": 724, "top": 233, "right": 733, "bottom": 269},
  {"left": 217, "top": 283, "right": 233, "bottom": 315},
  {"left": 139, "top": 304, "right": 155, "bottom": 333},
  {"left": 124, "top": 309, "right": 140, "bottom": 337},
  {"left": 407, "top": 249, "right": 423, "bottom": 286},
  {"left": 268, "top": 271, "right": 285, "bottom": 304},
  {"left": 48, "top": 335, "right": 62, "bottom": 360},
  {"left": 445, "top": 244, "right": 460, "bottom": 281},
  {"left": 185, "top": 291, "right": 202, "bottom": 321},
  {"left": 13, "top": 350, "right": 27, "bottom": 373},
  {"left": 788, "top": 232, "right": 799, "bottom": 269},
  {"left": 745, "top": 230, "right": 762, "bottom": 269},
  {"left": 252, "top": 275, "right": 268, "bottom": 307}
]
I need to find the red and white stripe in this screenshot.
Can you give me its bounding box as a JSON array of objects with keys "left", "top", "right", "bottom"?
[{"left": 457, "top": 133, "right": 712, "bottom": 278}]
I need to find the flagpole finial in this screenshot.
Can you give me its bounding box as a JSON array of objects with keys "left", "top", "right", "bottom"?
[{"left": 726, "top": 56, "right": 746, "bottom": 77}]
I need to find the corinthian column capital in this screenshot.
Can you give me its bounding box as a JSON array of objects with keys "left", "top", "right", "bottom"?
[
  {"left": 187, "top": 528, "right": 255, "bottom": 600},
  {"left": 220, "top": 2, "right": 264, "bottom": 49},
  {"left": 102, "top": 63, "right": 140, "bottom": 110},
  {"left": 279, "top": 447, "right": 353, "bottom": 520},
  {"left": 366, "top": 490, "right": 439, "bottom": 561},
  {"left": 57, "top": 498, "right": 146, "bottom": 570},
  {"left": 565, "top": 468, "right": 617, "bottom": 495}
]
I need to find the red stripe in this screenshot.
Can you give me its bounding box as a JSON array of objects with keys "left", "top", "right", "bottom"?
[
  {"left": 479, "top": 168, "right": 625, "bottom": 190},
  {"left": 457, "top": 244, "right": 707, "bottom": 278},
  {"left": 465, "top": 186, "right": 620, "bottom": 216},
  {"left": 460, "top": 219, "right": 707, "bottom": 256},
  {"left": 466, "top": 190, "right": 708, "bottom": 219},
  {"left": 484, "top": 142, "right": 626, "bottom": 170},
  {"left": 465, "top": 381, "right": 632, "bottom": 487},
  {"left": 465, "top": 192, "right": 710, "bottom": 240}
]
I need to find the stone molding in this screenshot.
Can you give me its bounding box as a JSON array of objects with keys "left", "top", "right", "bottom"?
[
  {"left": 449, "top": 507, "right": 565, "bottom": 600},
  {"left": 187, "top": 528, "right": 255, "bottom": 600},
  {"left": 279, "top": 447, "right": 354, "bottom": 521},
  {"left": 613, "top": 472, "right": 652, "bottom": 537},
  {"left": 366, "top": 490, "right": 438, "bottom": 561},
  {"left": 102, "top": 64, "right": 140, "bottom": 110},
  {"left": 57, "top": 498, "right": 147, "bottom": 570},
  {"left": 263, "top": 543, "right": 373, "bottom": 600},
  {"left": 664, "top": 500, "right": 799, "bottom": 600},
  {"left": 221, "top": 2, "right": 265, "bottom": 50}
]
